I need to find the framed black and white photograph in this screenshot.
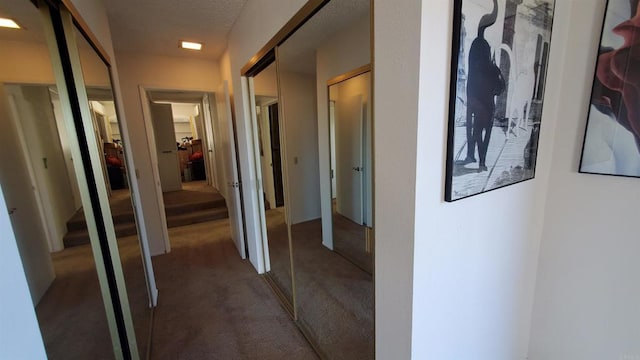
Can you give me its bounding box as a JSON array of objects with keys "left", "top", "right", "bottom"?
[
  {"left": 579, "top": 0, "right": 640, "bottom": 178},
  {"left": 445, "top": 0, "right": 555, "bottom": 202}
]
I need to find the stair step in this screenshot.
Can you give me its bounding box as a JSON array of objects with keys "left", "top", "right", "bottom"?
[
  {"left": 66, "top": 212, "right": 136, "bottom": 232},
  {"left": 63, "top": 222, "right": 138, "bottom": 248},
  {"left": 64, "top": 208, "right": 229, "bottom": 247},
  {"left": 163, "top": 197, "right": 226, "bottom": 216},
  {"left": 166, "top": 207, "right": 229, "bottom": 228}
]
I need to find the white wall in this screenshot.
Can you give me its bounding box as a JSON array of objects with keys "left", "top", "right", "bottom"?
[
  {"left": 373, "top": 0, "right": 420, "bottom": 357},
  {"left": 115, "top": 52, "right": 221, "bottom": 255},
  {"left": 225, "top": 0, "right": 307, "bottom": 272},
  {"left": 279, "top": 71, "right": 320, "bottom": 224},
  {"left": 316, "top": 13, "right": 370, "bottom": 248},
  {"left": 408, "top": 0, "right": 568, "bottom": 358},
  {"left": 528, "top": 1, "right": 640, "bottom": 358},
  {"left": 0, "top": 187, "right": 48, "bottom": 359}
]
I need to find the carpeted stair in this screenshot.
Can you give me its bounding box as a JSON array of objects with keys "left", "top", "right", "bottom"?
[{"left": 63, "top": 190, "right": 228, "bottom": 247}]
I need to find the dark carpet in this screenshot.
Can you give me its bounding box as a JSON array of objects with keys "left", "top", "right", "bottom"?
[{"left": 149, "top": 219, "right": 317, "bottom": 360}]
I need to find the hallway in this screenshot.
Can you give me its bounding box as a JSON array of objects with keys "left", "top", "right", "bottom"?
[{"left": 37, "top": 218, "right": 316, "bottom": 359}]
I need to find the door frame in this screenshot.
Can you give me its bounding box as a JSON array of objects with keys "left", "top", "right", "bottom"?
[{"left": 138, "top": 86, "right": 227, "bottom": 254}]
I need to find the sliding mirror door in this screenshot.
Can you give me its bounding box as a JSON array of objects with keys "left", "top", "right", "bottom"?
[
  {"left": 70, "top": 20, "right": 152, "bottom": 358},
  {"left": 0, "top": 1, "right": 118, "bottom": 358},
  {"left": 275, "top": 0, "right": 374, "bottom": 358},
  {"left": 249, "top": 62, "right": 295, "bottom": 309}
]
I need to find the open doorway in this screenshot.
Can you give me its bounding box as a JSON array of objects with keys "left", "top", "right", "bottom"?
[
  {"left": 146, "top": 90, "right": 221, "bottom": 192},
  {"left": 140, "top": 88, "right": 230, "bottom": 251}
]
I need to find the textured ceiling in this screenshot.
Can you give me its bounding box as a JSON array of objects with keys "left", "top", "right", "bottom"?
[{"left": 105, "top": 0, "right": 248, "bottom": 60}]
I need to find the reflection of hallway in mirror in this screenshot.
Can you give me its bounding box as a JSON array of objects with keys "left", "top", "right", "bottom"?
[
  {"left": 35, "top": 235, "right": 150, "bottom": 359},
  {"left": 292, "top": 219, "right": 374, "bottom": 360},
  {"left": 332, "top": 198, "right": 371, "bottom": 274},
  {"left": 264, "top": 208, "right": 293, "bottom": 301},
  {"left": 63, "top": 181, "right": 228, "bottom": 246},
  {"left": 332, "top": 219, "right": 371, "bottom": 275}
]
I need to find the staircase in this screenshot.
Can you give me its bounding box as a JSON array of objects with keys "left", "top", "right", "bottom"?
[{"left": 63, "top": 188, "right": 228, "bottom": 248}]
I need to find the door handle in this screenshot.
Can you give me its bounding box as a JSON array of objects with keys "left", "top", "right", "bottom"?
[
  {"left": 352, "top": 166, "right": 363, "bottom": 172},
  {"left": 8, "top": 207, "right": 16, "bottom": 215},
  {"left": 162, "top": 150, "right": 172, "bottom": 154}
]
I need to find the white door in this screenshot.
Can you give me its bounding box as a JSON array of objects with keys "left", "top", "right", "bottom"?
[
  {"left": 150, "top": 102, "right": 182, "bottom": 192},
  {"left": 0, "top": 86, "right": 55, "bottom": 304},
  {"left": 335, "top": 94, "right": 364, "bottom": 225},
  {"left": 202, "top": 94, "right": 219, "bottom": 189},
  {"left": 215, "top": 81, "right": 246, "bottom": 259}
]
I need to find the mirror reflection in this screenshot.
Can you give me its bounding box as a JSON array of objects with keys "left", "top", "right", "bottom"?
[
  {"left": 274, "top": 0, "right": 374, "bottom": 358},
  {"left": 0, "top": 0, "right": 116, "bottom": 358},
  {"left": 253, "top": 63, "right": 294, "bottom": 305},
  {"left": 329, "top": 71, "right": 373, "bottom": 274},
  {"left": 74, "top": 24, "right": 152, "bottom": 357}
]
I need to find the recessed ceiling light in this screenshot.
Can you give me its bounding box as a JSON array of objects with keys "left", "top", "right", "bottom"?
[
  {"left": 0, "top": 18, "right": 20, "bottom": 29},
  {"left": 181, "top": 41, "right": 202, "bottom": 51}
]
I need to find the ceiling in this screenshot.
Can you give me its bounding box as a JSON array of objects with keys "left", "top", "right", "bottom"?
[
  {"left": 1, "top": 0, "right": 368, "bottom": 67},
  {"left": 104, "top": 0, "right": 249, "bottom": 60},
  {"left": 0, "top": 0, "right": 46, "bottom": 43}
]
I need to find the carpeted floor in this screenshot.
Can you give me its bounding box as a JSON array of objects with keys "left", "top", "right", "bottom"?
[
  {"left": 36, "top": 216, "right": 317, "bottom": 359},
  {"left": 149, "top": 219, "right": 317, "bottom": 360},
  {"left": 264, "top": 207, "right": 294, "bottom": 303},
  {"left": 332, "top": 213, "right": 372, "bottom": 274},
  {"left": 36, "top": 233, "right": 151, "bottom": 360},
  {"left": 263, "top": 216, "right": 374, "bottom": 359},
  {"left": 291, "top": 219, "right": 374, "bottom": 360}
]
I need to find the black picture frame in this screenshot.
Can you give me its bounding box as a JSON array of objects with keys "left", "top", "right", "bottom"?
[
  {"left": 578, "top": 0, "right": 640, "bottom": 179},
  {"left": 445, "top": 0, "right": 556, "bottom": 202}
]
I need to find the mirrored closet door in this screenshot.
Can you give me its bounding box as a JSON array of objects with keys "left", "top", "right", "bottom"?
[
  {"left": 249, "top": 61, "right": 296, "bottom": 311},
  {"left": 247, "top": 0, "right": 374, "bottom": 358},
  {"left": 71, "top": 22, "right": 153, "bottom": 359}
]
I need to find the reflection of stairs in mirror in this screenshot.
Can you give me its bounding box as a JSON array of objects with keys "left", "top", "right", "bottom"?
[{"left": 63, "top": 183, "right": 228, "bottom": 247}]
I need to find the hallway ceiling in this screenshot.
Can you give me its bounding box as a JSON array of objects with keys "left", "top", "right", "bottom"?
[{"left": 104, "top": 0, "right": 249, "bottom": 60}]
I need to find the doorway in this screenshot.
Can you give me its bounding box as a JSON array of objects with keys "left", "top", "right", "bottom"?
[{"left": 140, "top": 88, "right": 234, "bottom": 252}]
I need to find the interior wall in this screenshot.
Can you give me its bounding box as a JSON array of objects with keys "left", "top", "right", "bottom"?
[
  {"left": 316, "top": 13, "right": 370, "bottom": 248},
  {"left": 0, "top": 186, "right": 48, "bottom": 359},
  {"left": 408, "top": 0, "right": 569, "bottom": 358},
  {"left": 529, "top": 0, "right": 640, "bottom": 358},
  {"left": 0, "top": 40, "right": 55, "bottom": 84},
  {"left": 225, "top": 0, "right": 308, "bottom": 272},
  {"left": 373, "top": 0, "right": 420, "bottom": 357},
  {"left": 279, "top": 70, "right": 320, "bottom": 224},
  {"left": 115, "top": 52, "right": 221, "bottom": 255}
]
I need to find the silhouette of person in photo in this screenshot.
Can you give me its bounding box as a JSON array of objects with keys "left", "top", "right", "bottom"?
[{"left": 463, "top": 0, "right": 505, "bottom": 171}]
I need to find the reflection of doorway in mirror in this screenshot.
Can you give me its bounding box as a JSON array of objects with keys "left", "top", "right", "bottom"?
[
  {"left": 330, "top": 72, "right": 372, "bottom": 227},
  {"left": 329, "top": 101, "right": 337, "bottom": 199},
  {"left": 256, "top": 99, "right": 285, "bottom": 210}
]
